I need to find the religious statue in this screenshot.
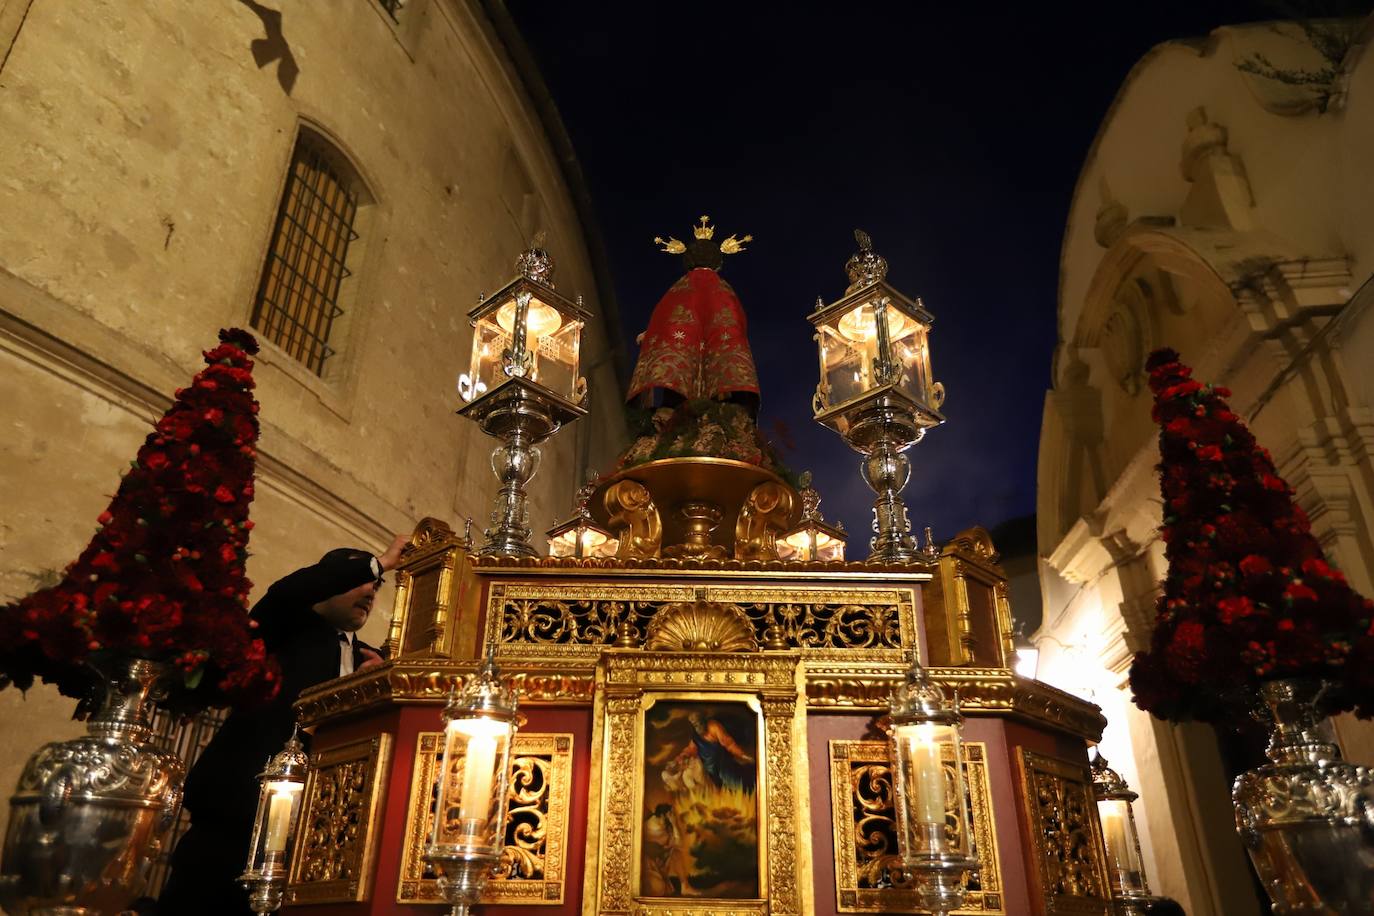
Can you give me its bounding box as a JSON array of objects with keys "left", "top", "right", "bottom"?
[
  {"left": 617, "top": 216, "right": 788, "bottom": 472},
  {"left": 627, "top": 215, "right": 759, "bottom": 413}
]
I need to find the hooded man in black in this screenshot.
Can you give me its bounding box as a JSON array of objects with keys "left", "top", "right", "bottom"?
[{"left": 159, "top": 535, "right": 407, "bottom": 915}]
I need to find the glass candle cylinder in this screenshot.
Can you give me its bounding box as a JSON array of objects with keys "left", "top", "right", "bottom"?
[
  {"left": 242, "top": 731, "right": 309, "bottom": 881},
  {"left": 891, "top": 721, "right": 971, "bottom": 860},
  {"left": 1090, "top": 750, "right": 1153, "bottom": 900},
  {"left": 1097, "top": 796, "right": 1148, "bottom": 896}
]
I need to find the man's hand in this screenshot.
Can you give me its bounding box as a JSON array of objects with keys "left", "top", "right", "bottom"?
[
  {"left": 358, "top": 646, "right": 385, "bottom": 671},
  {"left": 377, "top": 533, "right": 410, "bottom": 572}
]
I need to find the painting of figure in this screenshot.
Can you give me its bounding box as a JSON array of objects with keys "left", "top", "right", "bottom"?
[{"left": 640, "top": 700, "right": 761, "bottom": 899}]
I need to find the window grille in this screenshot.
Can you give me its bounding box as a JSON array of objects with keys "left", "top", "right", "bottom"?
[
  {"left": 250, "top": 134, "right": 362, "bottom": 375},
  {"left": 142, "top": 705, "right": 229, "bottom": 897}
]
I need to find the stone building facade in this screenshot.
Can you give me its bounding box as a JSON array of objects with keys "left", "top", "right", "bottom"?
[
  {"left": 1035, "top": 15, "right": 1374, "bottom": 914},
  {"left": 0, "top": 0, "right": 627, "bottom": 823}
]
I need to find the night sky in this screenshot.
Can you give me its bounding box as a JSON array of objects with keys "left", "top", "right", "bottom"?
[{"left": 508, "top": 1, "right": 1279, "bottom": 549}]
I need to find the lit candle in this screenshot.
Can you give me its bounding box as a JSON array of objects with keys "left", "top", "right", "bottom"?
[
  {"left": 907, "top": 731, "right": 946, "bottom": 826},
  {"left": 458, "top": 733, "right": 497, "bottom": 832},
  {"left": 264, "top": 789, "right": 295, "bottom": 855},
  {"left": 1100, "top": 807, "right": 1130, "bottom": 870}
]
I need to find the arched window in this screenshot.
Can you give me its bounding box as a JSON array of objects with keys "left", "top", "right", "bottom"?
[{"left": 250, "top": 129, "right": 370, "bottom": 376}]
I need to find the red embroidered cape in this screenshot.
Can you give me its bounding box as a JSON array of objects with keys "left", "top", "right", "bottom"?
[{"left": 626, "top": 268, "right": 760, "bottom": 403}]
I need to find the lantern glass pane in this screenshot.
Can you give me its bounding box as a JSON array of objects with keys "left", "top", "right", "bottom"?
[
  {"left": 548, "top": 529, "right": 578, "bottom": 557},
  {"left": 245, "top": 778, "right": 304, "bottom": 876},
  {"left": 432, "top": 715, "right": 514, "bottom": 854},
  {"left": 891, "top": 722, "right": 971, "bottom": 860},
  {"left": 470, "top": 313, "right": 506, "bottom": 399},
  {"left": 894, "top": 325, "right": 934, "bottom": 406},
  {"left": 818, "top": 318, "right": 879, "bottom": 407},
  {"left": 781, "top": 526, "right": 844, "bottom": 562},
  {"left": 1097, "top": 798, "right": 1148, "bottom": 895},
  {"left": 531, "top": 314, "right": 582, "bottom": 400}
]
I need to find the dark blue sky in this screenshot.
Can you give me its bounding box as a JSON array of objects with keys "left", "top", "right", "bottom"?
[{"left": 509, "top": 1, "right": 1279, "bottom": 547}]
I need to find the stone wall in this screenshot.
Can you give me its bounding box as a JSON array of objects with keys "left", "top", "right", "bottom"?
[
  {"left": 1035, "top": 16, "right": 1374, "bottom": 915},
  {"left": 0, "top": 0, "right": 626, "bottom": 827}
]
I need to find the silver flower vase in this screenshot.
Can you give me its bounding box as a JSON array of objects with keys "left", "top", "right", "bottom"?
[
  {"left": 1233, "top": 678, "right": 1374, "bottom": 914},
  {"left": 0, "top": 655, "right": 186, "bottom": 915}
]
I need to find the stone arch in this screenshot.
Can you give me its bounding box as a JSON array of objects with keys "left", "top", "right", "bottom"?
[{"left": 1040, "top": 227, "right": 1244, "bottom": 547}]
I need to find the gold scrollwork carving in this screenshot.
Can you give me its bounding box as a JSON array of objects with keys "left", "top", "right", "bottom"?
[
  {"left": 829, "top": 741, "right": 1003, "bottom": 913},
  {"left": 607, "top": 480, "right": 663, "bottom": 559},
  {"left": 1016, "top": 750, "right": 1111, "bottom": 914},
  {"left": 734, "top": 481, "right": 794, "bottom": 561},
  {"left": 397, "top": 732, "right": 574, "bottom": 905},
  {"left": 286, "top": 734, "right": 393, "bottom": 904}
]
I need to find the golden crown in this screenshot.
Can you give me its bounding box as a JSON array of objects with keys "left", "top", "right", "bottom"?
[{"left": 654, "top": 215, "right": 752, "bottom": 256}]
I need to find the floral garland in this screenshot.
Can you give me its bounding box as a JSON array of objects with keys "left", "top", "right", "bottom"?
[
  {"left": 0, "top": 329, "right": 278, "bottom": 711},
  {"left": 618, "top": 399, "right": 800, "bottom": 487},
  {"left": 1129, "top": 348, "right": 1374, "bottom": 722}
]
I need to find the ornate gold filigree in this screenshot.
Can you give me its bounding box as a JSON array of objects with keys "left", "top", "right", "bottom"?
[
  {"left": 1016, "top": 750, "right": 1111, "bottom": 914},
  {"left": 588, "top": 652, "right": 806, "bottom": 916},
  {"left": 397, "top": 732, "right": 573, "bottom": 905},
  {"left": 286, "top": 734, "right": 392, "bottom": 904},
  {"left": 734, "top": 481, "right": 793, "bottom": 561},
  {"left": 487, "top": 582, "right": 915, "bottom": 664},
  {"left": 829, "top": 741, "right": 1003, "bottom": 913},
  {"left": 643, "top": 601, "right": 759, "bottom": 652}
]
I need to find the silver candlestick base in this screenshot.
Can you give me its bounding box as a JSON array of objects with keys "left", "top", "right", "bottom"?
[
  {"left": 461, "top": 383, "right": 561, "bottom": 558},
  {"left": 906, "top": 853, "right": 978, "bottom": 916},
  {"left": 425, "top": 845, "right": 500, "bottom": 916},
  {"left": 844, "top": 395, "right": 926, "bottom": 563},
  {"left": 240, "top": 871, "right": 286, "bottom": 916}
]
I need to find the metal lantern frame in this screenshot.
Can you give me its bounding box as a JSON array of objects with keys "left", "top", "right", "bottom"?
[
  {"left": 808, "top": 233, "right": 946, "bottom": 564},
  {"left": 809, "top": 280, "right": 943, "bottom": 438},
  {"left": 778, "top": 484, "right": 847, "bottom": 561},
  {"left": 456, "top": 242, "right": 592, "bottom": 558},
  {"left": 240, "top": 727, "right": 310, "bottom": 916},
  {"left": 888, "top": 651, "right": 979, "bottom": 916},
  {"left": 423, "top": 655, "right": 519, "bottom": 916},
  {"left": 546, "top": 480, "right": 619, "bottom": 558},
  {"left": 546, "top": 512, "right": 618, "bottom": 558},
  {"left": 1091, "top": 751, "right": 1160, "bottom": 915}
]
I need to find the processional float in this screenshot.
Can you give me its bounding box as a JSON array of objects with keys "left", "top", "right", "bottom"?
[{"left": 281, "top": 224, "right": 1113, "bottom": 916}]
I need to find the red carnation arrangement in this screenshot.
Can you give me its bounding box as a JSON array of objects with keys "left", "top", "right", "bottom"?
[
  {"left": 0, "top": 329, "right": 279, "bottom": 711},
  {"left": 1129, "top": 348, "right": 1374, "bottom": 722}
]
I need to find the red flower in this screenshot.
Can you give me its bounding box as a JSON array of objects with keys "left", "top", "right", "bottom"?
[
  {"left": 1301, "top": 558, "right": 1343, "bottom": 582},
  {"left": 1285, "top": 582, "right": 1319, "bottom": 603},
  {"left": 0, "top": 328, "right": 277, "bottom": 712},
  {"left": 1131, "top": 347, "right": 1374, "bottom": 723},
  {"left": 1218, "top": 596, "right": 1254, "bottom": 624}
]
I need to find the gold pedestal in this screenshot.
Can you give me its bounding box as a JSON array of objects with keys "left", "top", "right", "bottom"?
[{"left": 590, "top": 457, "right": 799, "bottom": 560}]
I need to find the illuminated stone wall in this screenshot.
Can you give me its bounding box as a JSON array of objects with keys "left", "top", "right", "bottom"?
[
  {"left": 1036, "top": 16, "right": 1374, "bottom": 916},
  {"left": 0, "top": 0, "right": 626, "bottom": 824}
]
